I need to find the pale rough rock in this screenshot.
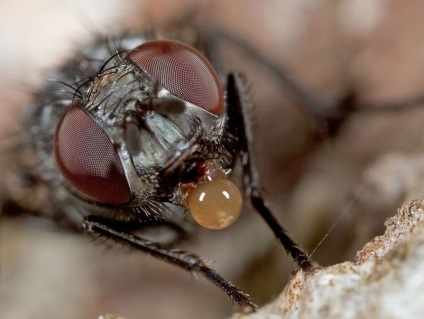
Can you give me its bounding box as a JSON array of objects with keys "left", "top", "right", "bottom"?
[{"left": 230, "top": 199, "right": 424, "bottom": 319}]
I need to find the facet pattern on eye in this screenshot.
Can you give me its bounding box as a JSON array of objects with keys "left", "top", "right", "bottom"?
[
  {"left": 54, "top": 103, "right": 131, "bottom": 205},
  {"left": 127, "top": 40, "right": 224, "bottom": 116}
]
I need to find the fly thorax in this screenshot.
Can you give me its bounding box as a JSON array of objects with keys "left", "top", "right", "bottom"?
[{"left": 84, "top": 63, "right": 154, "bottom": 123}]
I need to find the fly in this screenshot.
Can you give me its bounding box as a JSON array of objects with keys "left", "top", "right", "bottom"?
[{"left": 2, "top": 31, "right": 314, "bottom": 312}]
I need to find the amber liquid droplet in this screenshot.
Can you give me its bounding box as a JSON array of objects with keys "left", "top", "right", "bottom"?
[{"left": 186, "top": 179, "right": 242, "bottom": 230}]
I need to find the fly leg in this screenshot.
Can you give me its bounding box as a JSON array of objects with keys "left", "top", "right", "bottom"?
[
  {"left": 83, "top": 215, "right": 257, "bottom": 311},
  {"left": 225, "top": 73, "right": 314, "bottom": 271}
]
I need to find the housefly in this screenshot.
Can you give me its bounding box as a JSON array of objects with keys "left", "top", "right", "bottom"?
[
  {"left": 2, "top": 2, "right": 423, "bottom": 318},
  {"left": 1, "top": 28, "right": 316, "bottom": 312}
]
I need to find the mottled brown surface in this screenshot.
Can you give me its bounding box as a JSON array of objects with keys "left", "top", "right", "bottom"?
[{"left": 355, "top": 200, "right": 424, "bottom": 264}]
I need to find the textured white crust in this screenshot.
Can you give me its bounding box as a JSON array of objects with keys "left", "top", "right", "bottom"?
[{"left": 230, "top": 200, "right": 424, "bottom": 319}]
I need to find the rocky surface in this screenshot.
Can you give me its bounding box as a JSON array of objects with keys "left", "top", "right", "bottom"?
[{"left": 232, "top": 200, "right": 424, "bottom": 319}]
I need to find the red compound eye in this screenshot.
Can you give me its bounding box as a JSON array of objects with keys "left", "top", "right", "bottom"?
[
  {"left": 127, "top": 40, "right": 224, "bottom": 116},
  {"left": 54, "top": 103, "right": 131, "bottom": 205}
]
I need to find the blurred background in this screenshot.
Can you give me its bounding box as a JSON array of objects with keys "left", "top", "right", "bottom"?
[{"left": 0, "top": 0, "right": 423, "bottom": 318}]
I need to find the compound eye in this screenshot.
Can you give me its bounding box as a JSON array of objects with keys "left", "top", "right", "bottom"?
[
  {"left": 126, "top": 40, "right": 224, "bottom": 116},
  {"left": 54, "top": 103, "right": 131, "bottom": 205}
]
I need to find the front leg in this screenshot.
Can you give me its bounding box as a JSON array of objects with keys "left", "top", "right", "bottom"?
[
  {"left": 225, "top": 73, "right": 313, "bottom": 271},
  {"left": 83, "top": 216, "right": 257, "bottom": 311}
]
